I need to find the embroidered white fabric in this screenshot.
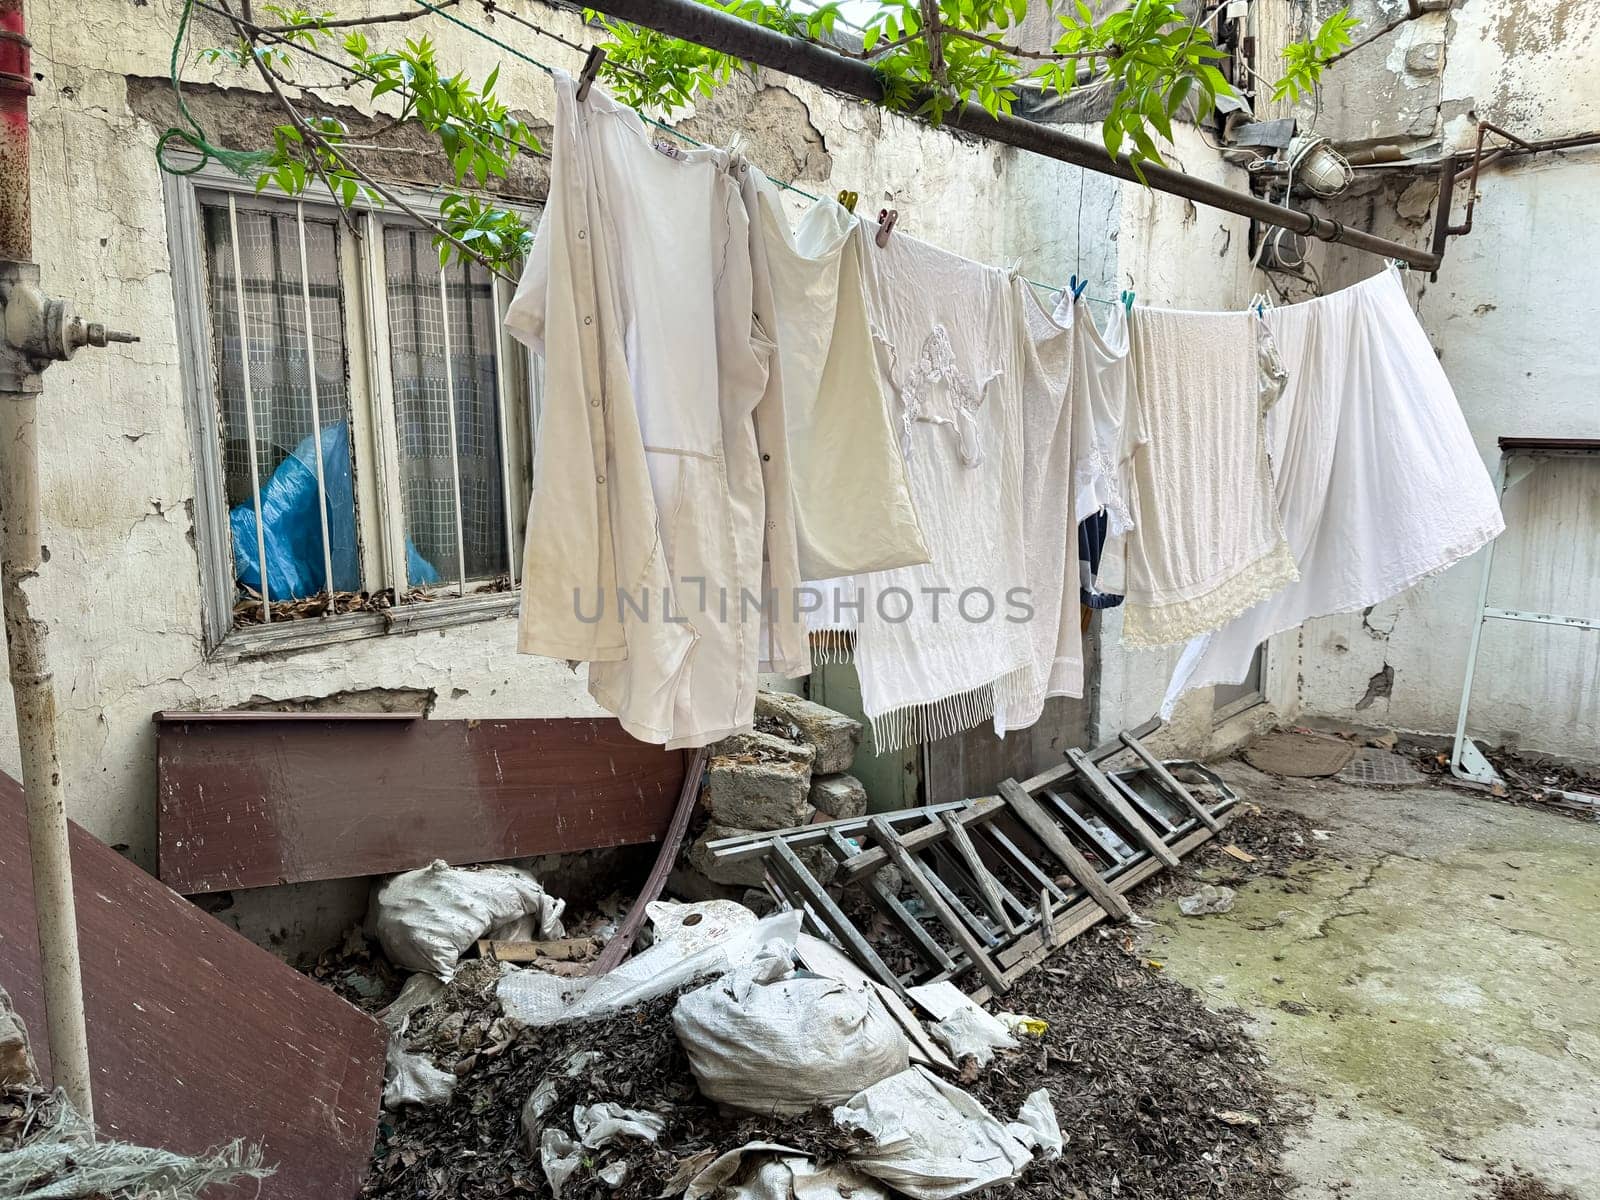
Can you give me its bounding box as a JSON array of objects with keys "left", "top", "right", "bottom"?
[
  {"left": 1112, "top": 306, "right": 1299, "bottom": 648},
  {"left": 1160, "top": 267, "right": 1505, "bottom": 714},
  {"left": 828, "top": 228, "right": 1032, "bottom": 751}
]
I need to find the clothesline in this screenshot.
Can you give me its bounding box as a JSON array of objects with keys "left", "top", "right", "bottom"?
[{"left": 406, "top": 0, "right": 1125, "bottom": 308}]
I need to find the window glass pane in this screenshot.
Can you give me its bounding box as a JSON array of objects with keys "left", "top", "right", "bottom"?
[
  {"left": 382, "top": 227, "right": 511, "bottom": 588},
  {"left": 202, "top": 202, "right": 360, "bottom": 614}
]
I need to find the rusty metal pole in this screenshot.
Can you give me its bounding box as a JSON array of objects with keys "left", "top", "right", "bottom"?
[{"left": 0, "top": 0, "right": 134, "bottom": 1125}]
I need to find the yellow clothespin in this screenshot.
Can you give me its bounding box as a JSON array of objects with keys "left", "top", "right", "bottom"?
[{"left": 837, "top": 189, "right": 859, "bottom": 213}]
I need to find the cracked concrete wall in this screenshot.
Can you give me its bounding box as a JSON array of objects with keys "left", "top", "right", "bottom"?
[
  {"left": 17, "top": 0, "right": 1271, "bottom": 955},
  {"left": 1292, "top": 162, "right": 1600, "bottom": 757},
  {"left": 1263, "top": 1, "right": 1600, "bottom": 757},
  {"left": 1294, "top": 0, "right": 1600, "bottom": 153}
]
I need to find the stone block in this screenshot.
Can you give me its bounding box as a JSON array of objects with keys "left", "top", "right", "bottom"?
[
  {"left": 0, "top": 986, "right": 36, "bottom": 1089},
  {"left": 755, "top": 691, "right": 863, "bottom": 774},
  {"left": 705, "top": 730, "right": 815, "bottom": 831},
  {"left": 810, "top": 772, "right": 869, "bottom": 820},
  {"left": 685, "top": 823, "right": 838, "bottom": 889}
]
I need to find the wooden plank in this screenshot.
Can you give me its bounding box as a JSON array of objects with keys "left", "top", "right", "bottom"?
[
  {"left": 867, "top": 817, "right": 1009, "bottom": 995},
  {"left": 986, "top": 824, "right": 1072, "bottom": 905},
  {"left": 997, "top": 779, "right": 1133, "bottom": 922},
  {"left": 156, "top": 714, "right": 688, "bottom": 893},
  {"left": 0, "top": 772, "right": 384, "bottom": 1200},
  {"left": 589, "top": 746, "right": 708, "bottom": 976},
  {"left": 937, "top": 810, "right": 1019, "bottom": 933},
  {"left": 975, "top": 823, "right": 1219, "bottom": 1002},
  {"left": 839, "top": 797, "right": 1005, "bottom": 882},
  {"left": 1067, "top": 748, "right": 1181, "bottom": 868},
  {"left": 1043, "top": 787, "right": 1132, "bottom": 865},
  {"left": 1118, "top": 733, "right": 1222, "bottom": 832},
  {"left": 479, "top": 937, "right": 598, "bottom": 963},
  {"left": 707, "top": 801, "right": 972, "bottom": 864},
  {"left": 1018, "top": 717, "right": 1161, "bottom": 794},
  {"left": 770, "top": 839, "right": 910, "bottom": 1001}
]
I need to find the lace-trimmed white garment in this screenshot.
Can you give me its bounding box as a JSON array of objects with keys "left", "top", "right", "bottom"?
[
  {"left": 1160, "top": 267, "right": 1504, "bottom": 714},
  {"left": 1110, "top": 306, "right": 1298, "bottom": 648},
  {"left": 835, "top": 229, "right": 1032, "bottom": 751},
  {"left": 993, "top": 283, "right": 1085, "bottom": 735}
]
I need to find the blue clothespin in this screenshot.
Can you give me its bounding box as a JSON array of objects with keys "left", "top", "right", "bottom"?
[
  {"left": 1073, "top": 277, "right": 1089, "bottom": 300},
  {"left": 1121, "top": 289, "right": 1135, "bottom": 315},
  {"left": 1256, "top": 301, "right": 1265, "bottom": 318}
]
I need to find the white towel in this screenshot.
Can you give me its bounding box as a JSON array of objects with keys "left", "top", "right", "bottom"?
[
  {"left": 993, "top": 283, "right": 1084, "bottom": 735},
  {"left": 1111, "top": 306, "right": 1299, "bottom": 647},
  {"left": 1161, "top": 268, "right": 1505, "bottom": 714}
]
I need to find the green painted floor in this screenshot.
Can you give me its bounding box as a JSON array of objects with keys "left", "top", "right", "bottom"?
[{"left": 1139, "top": 762, "right": 1600, "bottom": 1199}]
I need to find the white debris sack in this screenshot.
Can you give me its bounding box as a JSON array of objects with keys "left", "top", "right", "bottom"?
[
  {"left": 832, "top": 1066, "right": 1032, "bottom": 1200},
  {"left": 574, "top": 1102, "right": 668, "bottom": 1148},
  {"left": 498, "top": 910, "right": 803, "bottom": 1026},
  {"left": 674, "top": 965, "right": 910, "bottom": 1115},
  {"left": 373, "top": 860, "right": 566, "bottom": 980},
  {"left": 643, "top": 899, "right": 759, "bottom": 950},
  {"left": 540, "top": 1128, "right": 583, "bottom": 1199},
  {"left": 382, "top": 1037, "right": 458, "bottom": 1109},
  {"left": 1007, "top": 1089, "right": 1064, "bottom": 1160},
  {"left": 685, "top": 1142, "right": 891, "bottom": 1200},
  {"left": 929, "top": 1002, "right": 1018, "bottom": 1067}
]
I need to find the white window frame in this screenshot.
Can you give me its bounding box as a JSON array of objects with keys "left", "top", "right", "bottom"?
[{"left": 164, "top": 157, "right": 539, "bottom": 659}]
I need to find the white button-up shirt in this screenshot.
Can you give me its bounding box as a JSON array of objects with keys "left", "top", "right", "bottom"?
[{"left": 506, "top": 72, "right": 773, "bottom": 748}]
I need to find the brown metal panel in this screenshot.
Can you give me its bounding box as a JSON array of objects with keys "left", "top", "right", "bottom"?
[
  {"left": 0, "top": 771, "right": 384, "bottom": 1199},
  {"left": 156, "top": 715, "right": 688, "bottom": 893}
]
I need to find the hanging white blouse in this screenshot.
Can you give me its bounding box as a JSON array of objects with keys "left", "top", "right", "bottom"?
[
  {"left": 993, "top": 282, "right": 1085, "bottom": 735},
  {"left": 1107, "top": 306, "right": 1299, "bottom": 648},
  {"left": 841, "top": 228, "right": 1033, "bottom": 752},
  {"left": 1059, "top": 294, "right": 1137, "bottom": 536},
  {"left": 504, "top": 72, "right": 771, "bottom": 749}
]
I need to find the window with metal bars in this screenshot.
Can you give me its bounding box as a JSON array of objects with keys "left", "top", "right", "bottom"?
[{"left": 170, "top": 170, "right": 536, "bottom": 654}]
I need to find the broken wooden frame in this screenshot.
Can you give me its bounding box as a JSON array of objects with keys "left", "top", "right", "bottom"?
[{"left": 707, "top": 723, "right": 1236, "bottom": 1005}]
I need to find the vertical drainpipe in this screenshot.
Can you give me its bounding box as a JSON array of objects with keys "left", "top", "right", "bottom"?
[{"left": 0, "top": 0, "right": 135, "bottom": 1126}]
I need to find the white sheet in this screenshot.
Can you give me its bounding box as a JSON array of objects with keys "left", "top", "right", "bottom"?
[{"left": 1161, "top": 267, "right": 1505, "bottom": 714}]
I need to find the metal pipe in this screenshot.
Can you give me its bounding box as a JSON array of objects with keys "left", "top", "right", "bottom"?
[
  {"left": 0, "top": 0, "right": 94, "bottom": 1123},
  {"left": 295, "top": 201, "right": 338, "bottom": 605},
  {"left": 582, "top": 0, "right": 1443, "bottom": 270},
  {"left": 437, "top": 265, "right": 467, "bottom": 595},
  {"left": 227, "top": 195, "right": 272, "bottom": 622},
  {"left": 488, "top": 276, "right": 518, "bottom": 580}
]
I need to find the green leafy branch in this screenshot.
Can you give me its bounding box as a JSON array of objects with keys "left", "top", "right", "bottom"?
[
  {"left": 593, "top": 0, "right": 1362, "bottom": 175},
  {"left": 198, "top": 3, "right": 539, "bottom": 273},
  {"left": 1273, "top": 7, "right": 1359, "bottom": 103}
]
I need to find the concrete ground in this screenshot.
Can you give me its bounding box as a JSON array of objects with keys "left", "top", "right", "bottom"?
[{"left": 1138, "top": 760, "right": 1600, "bottom": 1199}]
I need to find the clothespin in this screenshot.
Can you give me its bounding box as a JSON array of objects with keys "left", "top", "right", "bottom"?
[
  {"left": 1073, "top": 277, "right": 1089, "bottom": 301},
  {"left": 837, "top": 189, "right": 859, "bottom": 213},
  {"left": 576, "top": 46, "right": 607, "bottom": 102},
  {"left": 876, "top": 208, "right": 898, "bottom": 248},
  {"left": 1121, "top": 289, "right": 1135, "bottom": 315}
]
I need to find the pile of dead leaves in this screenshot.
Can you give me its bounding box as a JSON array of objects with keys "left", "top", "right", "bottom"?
[
  {"left": 967, "top": 931, "right": 1300, "bottom": 1200},
  {"left": 362, "top": 982, "right": 853, "bottom": 1200},
  {"left": 1416, "top": 744, "right": 1600, "bottom": 822}
]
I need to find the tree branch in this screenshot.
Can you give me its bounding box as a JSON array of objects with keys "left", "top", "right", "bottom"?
[{"left": 254, "top": 0, "right": 459, "bottom": 35}]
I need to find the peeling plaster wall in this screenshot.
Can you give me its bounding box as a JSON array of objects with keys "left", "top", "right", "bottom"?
[
  {"left": 1277, "top": 0, "right": 1600, "bottom": 756},
  {"left": 1302, "top": 0, "right": 1600, "bottom": 153},
  {"left": 19, "top": 0, "right": 1264, "bottom": 953}
]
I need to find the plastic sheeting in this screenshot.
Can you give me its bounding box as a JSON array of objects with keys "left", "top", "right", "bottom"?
[{"left": 230, "top": 421, "right": 440, "bottom": 598}]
